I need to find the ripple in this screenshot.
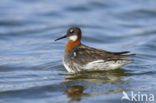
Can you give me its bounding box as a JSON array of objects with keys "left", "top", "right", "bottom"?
[
  {"left": 0, "top": 0, "right": 156, "bottom": 103},
  {"left": 65, "top": 6, "right": 90, "bottom": 12}
]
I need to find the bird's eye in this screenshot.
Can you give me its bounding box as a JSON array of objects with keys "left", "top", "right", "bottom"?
[{"left": 70, "top": 29, "right": 74, "bottom": 33}]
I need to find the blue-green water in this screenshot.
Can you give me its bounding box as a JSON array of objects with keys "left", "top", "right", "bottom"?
[{"left": 0, "top": 0, "right": 156, "bottom": 103}]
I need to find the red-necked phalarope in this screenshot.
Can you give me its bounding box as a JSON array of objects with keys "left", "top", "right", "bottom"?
[{"left": 55, "top": 27, "right": 135, "bottom": 73}]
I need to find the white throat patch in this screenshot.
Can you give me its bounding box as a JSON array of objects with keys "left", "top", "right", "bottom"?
[{"left": 69, "top": 35, "right": 78, "bottom": 41}]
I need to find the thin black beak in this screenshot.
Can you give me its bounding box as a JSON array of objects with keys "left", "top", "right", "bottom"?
[{"left": 55, "top": 35, "right": 67, "bottom": 41}]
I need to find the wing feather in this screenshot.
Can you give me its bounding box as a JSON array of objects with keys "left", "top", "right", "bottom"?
[{"left": 71, "top": 44, "right": 135, "bottom": 65}]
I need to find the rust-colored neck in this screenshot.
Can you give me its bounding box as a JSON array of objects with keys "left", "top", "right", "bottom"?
[{"left": 65, "top": 39, "right": 80, "bottom": 52}]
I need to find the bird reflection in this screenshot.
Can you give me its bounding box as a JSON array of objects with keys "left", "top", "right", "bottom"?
[
  {"left": 64, "top": 68, "right": 131, "bottom": 83},
  {"left": 62, "top": 68, "right": 132, "bottom": 102},
  {"left": 64, "top": 85, "right": 88, "bottom": 102}
]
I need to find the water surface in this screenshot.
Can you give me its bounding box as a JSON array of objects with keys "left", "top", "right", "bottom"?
[{"left": 0, "top": 0, "right": 156, "bottom": 103}]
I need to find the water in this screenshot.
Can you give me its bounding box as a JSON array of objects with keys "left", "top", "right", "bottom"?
[{"left": 0, "top": 0, "right": 156, "bottom": 103}]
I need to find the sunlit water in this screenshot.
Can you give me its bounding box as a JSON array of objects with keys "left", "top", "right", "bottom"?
[{"left": 0, "top": 0, "right": 156, "bottom": 103}]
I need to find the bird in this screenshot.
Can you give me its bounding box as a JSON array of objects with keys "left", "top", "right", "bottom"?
[{"left": 55, "top": 27, "right": 135, "bottom": 73}]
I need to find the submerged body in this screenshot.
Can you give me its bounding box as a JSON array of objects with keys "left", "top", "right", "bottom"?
[{"left": 55, "top": 27, "right": 135, "bottom": 73}]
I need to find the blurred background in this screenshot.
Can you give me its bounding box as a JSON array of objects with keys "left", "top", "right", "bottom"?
[{"left": 0, "top": 0, "right": 156, "bottom": 103}]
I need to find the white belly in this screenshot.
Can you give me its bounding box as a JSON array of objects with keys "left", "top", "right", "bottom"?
[
  {"left": 63, "top": 59, "right": 131, "bottom": 73},
  {"left": 83, "top": 60, "right": 127, "bottom": 71},
  {"left": 63, "top": 58, "right": 73, "bottom": 73}
]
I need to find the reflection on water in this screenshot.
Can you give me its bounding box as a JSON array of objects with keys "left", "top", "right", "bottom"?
[
  {"left": 65, "top": 85, "right": 87, "bottom": 102},
  {"left": 64, "top": 69, "right": 131, "bottom": 83},
  {"left": 62, "top": 69, "right": 132, "bottom": 102}
]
